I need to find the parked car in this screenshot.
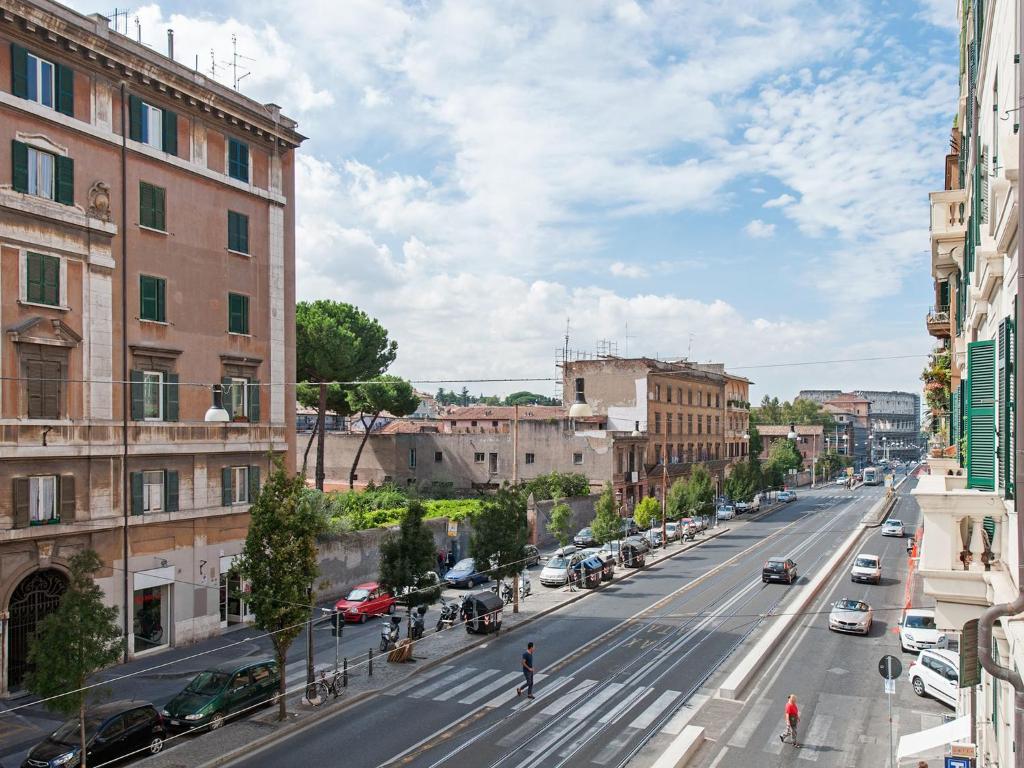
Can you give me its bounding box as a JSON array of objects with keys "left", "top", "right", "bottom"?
[
  {"left": 540, "top": 551, "right": 586, "bottom": 586},
  {"left": 642, "top": 528, "right": 663, "bottom": 548},
  {"left": 678, "top": 518, "right": 697, "bottom": 540},
  {"left": 335, "top": 581, "right": 397, "bottom": 622},
  {"left": 908, "top": 649, "right": 959, "bottom": 708},
  {"left": 664, "top": 521, "right": 681, "bottom": 541},
  {"left": 854, "top": 473, "right": 863, "bottom": 482},
  {"left": 397, "top": 571, "right": 442, "bottom": 605},
  {"left": 835, "top": 476, "right": 848, "bottom": 486},
  {"left": 850, "top": 553, "right": 882, "bottom": 584},
  {"left": 163, "top": 660, "right": 279, "bottom": 732},
  {"left": 828, "top": 598, "right": 873, "bottom": 635},
  {"left": 882, "top": 519, "right": 906, "bottom": 537},
  {"left": 24, "top": 701, "right": 166, "bottom": 767},
  {"left": 716, "top": 505, "right": 736, "bottom": 521},
  {"left": 736, "top": 497, "right": 760, "bottom": 513},
  {"left": 573, "top": 527, "right": 598, "bottom": 547},
  {"left": 899, "top": 608, "right": 948, "bottom": 653},
  {"left": 522, "top": 544, "right": 541, "bottom": 568},
  {"left": 762, "top": 557, "right": 798, "bottom": 584},
  {"left": 599, "top": 540, "right": 621, "bottom": 561},
  {"left": 444, "top": 559, "right": 491, "bottom": 589},
  {"left": 778, "top": 490, "right": 797, "bottom": 503},
  {"left": 620, "top": 517, "right": 640, "bottom": 537},
  {"left": 624, "top": 535, "right": 651, "bottom": 554}
]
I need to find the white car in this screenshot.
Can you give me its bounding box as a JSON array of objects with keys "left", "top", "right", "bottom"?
[
  {"left": 735, "top": 497, "right": 760, "bottom": 513},
  {"left": 835, "top": 476, "right": 848, "bottom": 486},
  {"left": 899, "top": 609, "right": 948, "bottom": 652},
  {"left": 828, "top": 597, "right": 873, "bottom": 635},
  {"left": 664, "top": 521, "right": 680, "bottom": 541},
  {"left": 539, "top": 552, "right": 585, "bottom": 587},
  {"left": 850, "top": 553, "right": 882, "bottom": 584},
  {"left": 882, "top": 519, "right": 905, "bottom": 537},
  {"left": 908, "top": 648, "right": 959, "bottom": 708},
  {"left": 716, "top": 505, "right": 736, "bottom": 521}
]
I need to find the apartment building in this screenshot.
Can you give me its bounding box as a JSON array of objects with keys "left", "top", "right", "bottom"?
[
  {"left": 0, "top": 2, "right": 302, "bottom": 694},
  {"left": 916, "top": 0, "right": 1019, "bottom": 763},
  {"left": 799, "top": 388, "right": 922, "bottom": 460}
]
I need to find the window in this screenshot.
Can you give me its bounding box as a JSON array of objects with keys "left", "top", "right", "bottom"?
[
  {"left": 143, "top": 470, "right": 164, "bottom": 513},
  {"left": 29, "top": 475, "right": 58, "bottom": 522},
  {"left": 688, "top": 414, "right": 693, "bottom": 434},
  {"left": 224, "top": 377, "right": 249, "bottom": 418},
  {"left": 130, "top": 469, "right": 178, "bottom": 514},
  {"left": 525, "top": 453, "right": 535, "bottom": 465},
  {"left": 229, "top": 466, "right": 250, "bottom": 504},
  {"left": 474, "top": 452, "right": 485, "bottom": 463},
  {"left": 11, "top": 46, "right": 73, "bottom": 115},
  {"left": 140, "top": 275, "right": 166, "bottom": 322},
  {"left": 142, "top": 371, "right": 163, "bottom": 420},
  {"left": 654, "top": 445, "right": 663, "bottom": 464},
  {"left": 228, "top": 293, "right": 250, "bottom": 334},
  {"left": 139, "top": 182, "right": 166, "bottom": 231},
  {"left": 27, "top": 52, "right": 54, "bottom": 107},
  {"left": 130, "top": 368, "right": 178, "bottom": 421},
  {"left": 434, "top": 451, "right": 443, "bottom": 463},
  {"left": 678, "top": 414, "right": 683, "bottom": 434},
  {"left": 128, "top": 96, "right": 177, "bottom": 154},
  {"left": 228, "top": 211, "right": 250, "bottom": 254},
  {"left": 24, "top": 350, "right": 63, "bottom": 419},
  {"left": 26, "top": 251, "right": 60, "bottom": 306},
  {"left": 488, "top": 453, "right": 498, "bottom": 473},
  {"left": 409, "top": 448, "right": 417, "bottom": 468},
  {"left": 666, "top": 387, "right": 672, "bottom": 403},
  {"left": 667, "top": 416, "right": 673, "bottom": 435},
  {"left": 697, "top": 415, "right": 703, "bottom": 434},
  {"left": 573, "top": 452, "right": 584, "bottom": 465},
  {"left": 228, "top": 138, "right": 250, "bottom": 182},
  {"left": 655, "top": 384, "right": 661, "bottom": 401},
  {"left": 27, "top": 146, "right": 54, "bottom": 199},
  {"left": 654, "top": 413, "right": 661, "bottom": 434},
  {"left": 142, "top": 102, "right": 162, "bottom": 149},
  {"left": 11, "top": 141, "right": 73, "bottom": 205}
]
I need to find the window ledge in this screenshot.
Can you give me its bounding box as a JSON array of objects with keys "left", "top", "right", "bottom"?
[
  {"left": 227, "top": 248, "right": 251, "bottom": 258},
  {"left": 227, "top": 331, "right": 252, "bottom": 338},
  {"left": 138, "top": 224, "right": 168, "bottom": 235},
  {"left": 139, "top": 318, "right": 169, "bottom": 326},
  {"left": 18, "top": 299, "right": 70, "bottom": 312}
]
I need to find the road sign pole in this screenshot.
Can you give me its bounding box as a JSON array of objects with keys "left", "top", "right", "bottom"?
[{"left": 888, "top": 656, "right": 895, "bottom": 768}]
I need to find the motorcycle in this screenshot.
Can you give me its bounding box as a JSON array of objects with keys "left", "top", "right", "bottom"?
[
  {"left": 436, "top": 597, "right": 459, "bottom": 632},
  {"left": 411, "top": 605, "right": 427, "bottom": 640},
  {"left": 379, "top": 614, "right": 401, "bottom": 652}
]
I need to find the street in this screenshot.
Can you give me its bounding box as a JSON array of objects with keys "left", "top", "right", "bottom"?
[{"left": 222, "top": 485, "right": 889, "bottom": 768}]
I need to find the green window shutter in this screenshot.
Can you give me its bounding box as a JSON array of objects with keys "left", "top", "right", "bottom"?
[
  {"left": 163, "top": 372, "right": 179, "bottom": 422},
  {"left": 228, "top": 211, "right": 249, "bottom": 253},
  {"left": 60, "top": 475, "right": 76, "bottom": 522},
  {"left": 128, "top": 95, "right": 143, "bottom": 142},
  {"left": 998, "top": 319, "right": 1008, "bottom": 491},
  {"left": 11, "top": 140, "right": 28, "bottom": 193},
  {"left": 939, "top": 280, "right": 950, "bottom": 308},
  {"left": 11, "top": 44, "right": 28, "bottom": 99},
  {"left": 967, "top": 339, "right": 997, "bottom": 490},
  {"left": 248, "top": 380, "right": 261, "bottom": 422},
  {"left": 222, "top": 467, "right": 233, "bottom": 506},
  {"left": 139, "top": 276, "right": 166, "bottom": 322},
  {"left": 130, "top": 471, "right": 144, "bottom": 515},
  {"left": 162, "top": 108, "right": 178, "bottom": 156},
  {"left": 1006, "top": 309, "right": 1016, "bottom": 499},
  {"left": 228, "top": 293, "right": 249, "bottom": 334},
  {"left": 221, "top": 376, "right": 234, "bottom": 418},
  {"left": 165, "top": 470, "right": 179, "bottom": 512},
  {"left": 42, "top": 253, "right": 59, "bottom": 306},
  {"left": 54, "top": 155, "right": 73, "bottom": 206},
  {"left": 13, "top": 478, "right": 30, "bottom": 528},
  {"left": 139, "top": 182, "right": 153, "bottom": 227},
  {"left": 248, "top": 465, "right": 260, "bottom": 501},
  {"left": 130, "top": 369, "right": 145, "bottom": 420},
  {"left": 55, "top": 63, "right": 73, "bottom": 117},
  {"left": 154, "top": 185, "right": 165, "bottom": 231},
  {"left": 228, "top": 139, "right": 249, "bottom": 181},
  {"left": 27, "top": 252, "right": 44, "bottom": 303}
]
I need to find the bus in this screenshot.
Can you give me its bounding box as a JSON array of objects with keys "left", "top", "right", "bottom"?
[{"left": 862, "top": 467, "right": 882, "bottom": 486}]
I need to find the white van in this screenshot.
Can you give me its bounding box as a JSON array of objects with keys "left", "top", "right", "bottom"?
[{"left": 907, "top": 649, "right": 958, "bottom": 708}]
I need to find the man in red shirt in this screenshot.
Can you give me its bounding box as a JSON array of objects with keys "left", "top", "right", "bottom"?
[{"left": 779, "top": 694, "right": 801, "bottom": 747}]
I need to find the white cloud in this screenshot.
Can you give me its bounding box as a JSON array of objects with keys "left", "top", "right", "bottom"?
[
  {"left": 609, "top": 261, "right": 648, "bottom": 279},
  {"left": 745, "top": 219, "right": 777, "bottom": 238},
  {"left": 763, "top": 194, "right": 796, "bottom": 208}
]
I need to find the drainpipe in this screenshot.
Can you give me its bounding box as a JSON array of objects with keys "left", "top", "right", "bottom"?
[
  {"left": 977, "top": 7, "right": 1024, "bottom": 763},
  {"left": 119, "top": 83, "right": 130, "bottom": 663}
]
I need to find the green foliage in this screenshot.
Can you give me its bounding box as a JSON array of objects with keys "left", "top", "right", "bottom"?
[
  {"left": 547, "top": 501, "right": 574, "bottom": 547},
  {"left": 751, "top": 395, "right": 835, "bottom": 429},
  {"left": 724, "top": 460, "right": 761, "bottom": 502},
  {"left": 748, "top": 424, "right": 764, "bottom": 458},
  {"left": 590, "top": 482, "right": 622, "bottom": 544},
  {"left": 470, "top": 484, "right": 529, "bottom": 582},
  {"left": 766, "top": 439, "right": 803, "bottom": 475},
  {"left": 296, "top": 300, "right": 397, "bottom": 415},
  {"left": 922, "top": 351, "right": 951, "bottom": 413},
  {"left": 521, "top": 471, "right": 591, "bottom": 501},
  {"left": 346, "top": 375, "right": 421, "bottom": 488},
  {"left": 817, "top": 451, "right": 845, "bottom": 480},
  {"left": 684, "top": 464, "right": 715, "bottom": 514},
  {"left": 235, "top": 457, "right": 328, "bottom": 721},
  {"left": 26, "top": 549, "right": 122, "bottom": 766},
  {"left": 634, "top": 496, "right": 661, "bottom": 529},
  {"left": 325, "top": 486, "right": 483, "bottom": 530},
  {"left": 378, "top": 499, "right": 440, "bottom": 614},
  {"left": 434, "top": 388, "right": 560, "bottom": 407},
  {"left": 666, "top": 479, "right": 688, "bottom": 518}
]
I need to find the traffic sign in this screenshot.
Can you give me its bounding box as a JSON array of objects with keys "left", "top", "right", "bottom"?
[
  {"left": 945, "top": 757, "right": 972, "bottom": 768},
  {"left": 883, "top": 678, "right": 895, "bottom": 694},
  {"left": 878, "top": 655, "right": 902, "bottom": 680}
]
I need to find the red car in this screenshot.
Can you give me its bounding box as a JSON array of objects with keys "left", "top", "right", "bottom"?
[{"left": 335, "top": 582, "right": 396, "bottom": 623}]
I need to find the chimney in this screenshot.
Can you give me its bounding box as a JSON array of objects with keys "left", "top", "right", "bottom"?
[{"left": 167, "top": 29, "right": 174, "bottom": 60}]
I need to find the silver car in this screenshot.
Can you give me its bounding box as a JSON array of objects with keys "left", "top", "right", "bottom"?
[
  {"left": 881, "top": 519, "right": 905, "bottom": 537},
  {"left": 828, "top": 598, "right": 873, "bottom": 635}
]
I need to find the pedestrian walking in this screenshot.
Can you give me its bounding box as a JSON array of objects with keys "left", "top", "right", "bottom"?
[
  {"left": 436, "top": 550, "right": 446, "bottom": 577},
  {"left": 779, "top": 694, "right": 801, "bottom": 747},
  {"left": 516, "top": 641, "right": 535, "bottom": 699}
]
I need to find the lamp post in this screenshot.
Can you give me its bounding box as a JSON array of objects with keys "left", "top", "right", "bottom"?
[{"left": 204, "top": 384, "right": 230, "bottom": 423}]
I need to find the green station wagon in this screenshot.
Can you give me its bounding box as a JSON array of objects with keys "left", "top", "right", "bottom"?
[{"left": 161, "top": 660, "right": 279, "bottom": 732}]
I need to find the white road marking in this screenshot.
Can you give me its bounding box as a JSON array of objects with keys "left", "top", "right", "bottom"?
[
  {"left": 798, "top": 714, "right": 833, "bottom": 761},
  {"left": 599, "top": 686, "right": 652, "bottom": 724},
  {"left": 457, "top": 671, "right": 521, "bottom": 705},
  {"left": 433, "top": 667, "right": 501, "bottom": 701},
  {"left": 567, "top": 682, "right": 625, "bottom": 720},
  {"left": 408, "top": 666, "right": 475, "bottom": 698},
  {"left": 539, "top": 678, "right": 598, "bottom": 715},
  {"left": 660, "top": 693, "right": 708, "bottom": 735},
  {"left": 627, "top": 689, "right": 681, "bottom": 730},
  {"left": 385, "top": 664, "right": 453, "bottom": 696},
  {"left": 727, "top": 697, "right": 772, "bottom": 749}
]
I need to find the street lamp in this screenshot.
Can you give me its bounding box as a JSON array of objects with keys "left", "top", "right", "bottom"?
[
  {"left": 568, "top": 378, "right": 593, "bottom": 419},
  {"left": 204, "top": 384, "right": 230, "bottom": 422}
]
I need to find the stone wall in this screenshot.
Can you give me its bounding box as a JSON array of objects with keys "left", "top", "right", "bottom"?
[{"left": 528, "top": 494, "right": 600, "bottom": 549}]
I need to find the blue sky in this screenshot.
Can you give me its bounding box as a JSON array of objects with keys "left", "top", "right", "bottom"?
[{"left": 64, "top": 0, "right": 959, "bottom": 403}]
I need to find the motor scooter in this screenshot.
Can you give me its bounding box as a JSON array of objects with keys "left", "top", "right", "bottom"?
[
  {"left": 411, "top": 605, "right": 427, "bottom": 640},
  {"left": 436, "top": 597, "right": 458, "bottom": 631},
  {"left": 380, "top": 614, "right": 401, "bottom": 652}
]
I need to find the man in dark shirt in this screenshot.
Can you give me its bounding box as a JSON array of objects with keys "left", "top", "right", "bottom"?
[{"left": 516, "top": 642, "right": 535, "bottom": 699}]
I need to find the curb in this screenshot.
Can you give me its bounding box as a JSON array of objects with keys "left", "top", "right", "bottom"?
[{"left": 193, "top": 525, "right": 737, "bottom": 768}]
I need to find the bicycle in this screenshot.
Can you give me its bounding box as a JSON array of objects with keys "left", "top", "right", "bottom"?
[{"left": 312, "top": 667, "right": 343, "bottom": 703}]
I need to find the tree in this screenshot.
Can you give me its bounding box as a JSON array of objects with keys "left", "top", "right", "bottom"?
[
  {"left": 634, "top": 497, "right": 661, "bottom": 530},
  {"left": 748, "top": 424, "right": 764, "bottom": 458},
  {"left": 766, "top": 438, "right": 803, "bottom": 475},
  {"left": 547, "top": 500, "right": 574, "bottom": 548},
  {"left": 296, "top": 300, "right": 397, "bottom": 483},
  {"left": 751, "top": 396, "right": 834, "bottom": 430},
  {"left": 470, "top": 484, "right": 529, "bottom": 612},
  {"left": 522, "top": 471, "right": 591, "bottom": 501},
  {"left": 378, "top": 499, "right": 440, "bottom": 631},
  {"left": 24, "top": 550, "right": 122, "bottom": 768},
  {"left": 724, "top": 461, "right": 760, "bottom": 502},
  {"left": 235, "top": 458, "right": 328, "bottom": 721},
  {"left": 685, "top": 464, "right": 715, "bottom": 514},
  {"left": 590, "top": 483, "right": 622, "bottom": 544},
  {"left": 751, "top": 395, "right": 783, "bottom": 425},
  {"left": 666, "top": 478, "right": 688, "bottom": 518},
  {"left": 347, "top": 375, "right": 421, "bottom": 489}
]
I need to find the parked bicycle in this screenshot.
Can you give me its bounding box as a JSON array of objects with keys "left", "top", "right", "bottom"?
[{"left": 312, "top": 666, "right": 343, "bottom": 703}]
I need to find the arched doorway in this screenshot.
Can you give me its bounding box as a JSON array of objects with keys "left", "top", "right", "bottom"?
[{"left": 8, "top": 569, "right": 68, "bottom": 690}]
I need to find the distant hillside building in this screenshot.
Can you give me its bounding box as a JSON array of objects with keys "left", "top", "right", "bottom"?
[{"left": 798, "top": 389, "right": 922, "bottom": 461}]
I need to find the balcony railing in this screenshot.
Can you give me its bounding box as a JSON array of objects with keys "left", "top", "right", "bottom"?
[
  {"left": 929, "top": 189, "right": 967, "bottom": 238},
  {"left": 926, "top": 305, "right": 951, "bottom": 338}
]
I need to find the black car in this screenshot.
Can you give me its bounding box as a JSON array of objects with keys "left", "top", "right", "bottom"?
[
  {"left": 522, "top": 544, "right": 541, "bottom": 567},
  {"left": 23, "top": 701, "right": 165, "bottom": 768},
  {"left": 573, "top": 528, "right": 598, "bottom": 547},
  {"left": 762, "top": 557, "right": 798, "bottom": 584},
  {"left": 620, "top": 517, "right": 640, "bottom": 536}
]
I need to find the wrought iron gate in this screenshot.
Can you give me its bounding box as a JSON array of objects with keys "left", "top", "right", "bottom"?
[{"left": 7, "top": 570, "right": 67, "bottom": 689}]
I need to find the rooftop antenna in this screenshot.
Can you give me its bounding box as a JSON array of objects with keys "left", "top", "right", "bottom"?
[
  {"left": 107, "top": 8, "right": 130, "bottom": 35},
  {"left": 133, "top": 15, "right": 141, "bottom": 43},
  {"left": 563, "top": 318, "right": 570, "bottom": 365},
  {"left": 229, "top": 34, "right": 254, "bottom": 90},
  {"left": 687, "top": 332, "right": 695, "bottom": 360},
  {"left": 624, "top": 321, "right": 634, "bottom": 357},
  {"left": 209, "top": 48, "right": 216, "bottom": 80}
]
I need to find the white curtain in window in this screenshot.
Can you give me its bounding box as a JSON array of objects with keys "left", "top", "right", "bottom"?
[{"left": 31, "top": 476, "right": 56, "bottom": 521}]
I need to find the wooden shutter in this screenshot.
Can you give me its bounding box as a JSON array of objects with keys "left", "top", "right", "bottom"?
[
  {"left": 222, "top": 467, "right": 233, "bottom": 506},
  {"left": 55, "top": 63, "right": 73, "bottom": 117},
  {"left": 10, "top": 44, "right": 28, "bottom": 99},
  {"left": 981, "top": 148, "right": 990, "bottom": 224},
  {"left": 130, "top": 369, "right": 145, "bottom": 420},
  {"left": 25, "top": 360, "right": 43, "bottom": 418},
  {"left": 952, "top": 384, "right": 961, "bottom": 461},
  {"left": 967, "top": 339, "right": 997, "bottom": 490},
  {"left": 41, "top": 361, "right": 61, "bottom": 419},
  {"left": 130, "top": 471, "right": 144, "bottom": 514},
  {"left": 163, "top": 373, "right": 179, "bottom": 422},
  {"left": 26, "top": 252, "right": 43, "bottom": 304},
  {"left": 248, "top": 465, "right": 260, "bottom": 502},
  {"left": 55, "top": 155, "right": 74, "bottom": 206},
  {"left": 154, "top": 185, "right": 166, "bottom": 231},
  {"left": 221, "top": 376, "right": 234, "bottom": 418},
  {"left": 11, "top": 140, "right": 29, "bottom": 193},
  {"left": 1006, "top": 310, "right": 1016, "bottom": 499},
  {"left": 999, "top": 319, "right": 1008, "bottom": 491},
  {"left": 42, "top": 254, "right": 59, "bottom": 306},
  {"left": 162, "top": 108, "right": 178, "bottom": 156},
  {"left": 13, "top": 478, "right": 30, "bottom": 528},
  {"left": 165, "top": 470, "right": 179, "bottom": 512},
  {"left": 59, "top": 475, "right": 75, "bottom": 522},
  {"left": 128, "top": 95, "right": 143, "bottom": 142},
  {"left": 248, "top": 380, "right": 261, "bottom": 422}
]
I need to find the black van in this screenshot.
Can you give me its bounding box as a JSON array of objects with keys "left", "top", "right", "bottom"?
[{"left": 23, "top": 701, "right": 165, "bottom": 767}]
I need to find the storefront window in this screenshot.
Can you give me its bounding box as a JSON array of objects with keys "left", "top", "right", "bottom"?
[{"left": 133, "top": 585, "right": 168, "bottom": 653}]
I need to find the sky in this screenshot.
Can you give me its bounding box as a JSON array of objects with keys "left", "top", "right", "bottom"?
[{"left": 63, "top": 0, "right": 960, "bottom": 404}]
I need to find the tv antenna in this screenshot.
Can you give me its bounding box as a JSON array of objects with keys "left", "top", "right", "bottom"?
[
  {"left": 211, "top": 35, "right": 255, "bottom": 90},
  {"left": 687, "top": 332, "right": 695, "bottom": 360},
  {"left": 107, "top": 8, "right": 131, "bottom": 36},
  {"left": 624, "top": 321, "right": 634, "bottom": 357}
]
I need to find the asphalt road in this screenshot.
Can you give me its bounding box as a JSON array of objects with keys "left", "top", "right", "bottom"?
[
  {"left": 225, "top": 484, "right": 890, "bottom": 768},
  {"left": 684, "top": 473, "right": 952, "bottom": 768}
]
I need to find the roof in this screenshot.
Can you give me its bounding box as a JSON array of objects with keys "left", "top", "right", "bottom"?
[
  {"left": 378, "top": 420, "right": 441, "bottom": 434},
  {"left": 443, "top": 406, "right": 565, "bottom": 421},
  {"left": 756, "top": 424, "right": 825, "bottom": 436},
  {"left": 825, "top": 393, "right": 870, "bottom": 404}
]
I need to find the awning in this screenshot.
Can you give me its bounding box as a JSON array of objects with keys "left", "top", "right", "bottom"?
[{"left": 896, "top": 715, "right": 970, "bottom": 760}]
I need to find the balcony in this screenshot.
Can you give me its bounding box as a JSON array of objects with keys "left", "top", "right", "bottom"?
[
  {"left": 914, "top": 470, "right": 1012, "bottom": 630},
  {"left": 926, "top": 305, "right": 951, "bottom": 339},
  {"left": 726, "top": 399, "right": 750, "bottom": 411},
  {"left": 930, "top": 189, "right": 967, "bottom": 271}
]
